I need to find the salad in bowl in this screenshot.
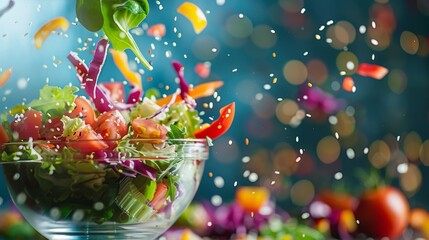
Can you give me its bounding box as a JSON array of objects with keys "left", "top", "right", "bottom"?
[{"left": 0, "top": 38, "right": 235, "bottom": 239}]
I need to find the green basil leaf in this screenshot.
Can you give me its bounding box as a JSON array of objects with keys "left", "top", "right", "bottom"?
[
  {"left": 76, "top": 0, "right": 104, "bottom": 32},
  {"left": 101, "top": 0, "right": 152, "bottom": 70}
]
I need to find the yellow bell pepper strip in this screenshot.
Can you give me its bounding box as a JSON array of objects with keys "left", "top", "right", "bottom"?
[
  {"left": 34, "top": 17, "right": 69, "bottom": 49},
  {"left": 110, "top": 49, "right": 143, "bottom": 104},
  {"left": 193, "top": 102, "right": 235, "bottom": 140},
  {"left": 177, "top": 2, "right": 207, "bottom": 34},
  {"left": 235, "top": 187, "right": 270, "bottom": 212},
  {"left": 156, "top": 81, "right": 223, "bottom": 106},
  {"left": 0, "top": 68, "right": 12, "bottom": 88}
]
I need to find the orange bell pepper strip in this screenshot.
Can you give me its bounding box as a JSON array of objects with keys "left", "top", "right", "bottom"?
[
  {"left": 0, "top": 125, "right": 9, "bottom": 146},
  {"left": 0, "top": 68, "right": 12, "bottom": 88},
  {"left": 110, "top": 49, "right": 142, "bottom": 91},
  {"left": 177, "top": 2, "right": 207, "bottom": 34},
  {"left": 34, "top": 17, "right": 69, "bottom": 49},
  {"left": 156, "top": 81, "right": 223, "bottom": 106},
  {"left": 193, "top": 102, "right": 235, "bottom": 140}
]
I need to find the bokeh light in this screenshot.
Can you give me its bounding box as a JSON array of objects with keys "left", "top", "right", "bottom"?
[
  {"left": 400, "top": 31, "right": 419, "bottom": 55},
  {"left": 368, "top": 140, "right": 391, "bottom": 169},
  {"left": 327, "top": 21, "right": 356, "bottom": 50},
  {"left": 225, "top": 14, "right": 253, "bottom": 39},
  {"left": 336, "top": 51, "right": 358, "bottom": 75},
  {"left": 387, "top": 69, "right": 407, "bottom": 94},
  {"left": 283, "top": 60, "right": 308, "bottom": 85},
  {"left": 400, "top": 164, "right": 422, "bottom": 196},
  {"left": 403, "top": 131, "right": 422, "bottom": 162},
  {"left": 317, "top": 136, "right": 341, "bottom": 164},
  {"left": 331, "top": 111, "right": 355, "bottom": 137},
  {"left": 290, "top": 179, "right": 315, "bottom": 206},
  {"left": 251, "top": 24, "right": 277, "bottom": 49},
  {"left": 306, "top": 59, "right": 328, "bottom": 85}
]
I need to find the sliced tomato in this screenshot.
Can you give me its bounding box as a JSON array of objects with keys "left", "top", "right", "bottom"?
[
  {"left": 132, "top": 118, "right": 167, "bottom": 140},
  {"left": 100, "top": 82, "right": 125, "bottom": 103},
  {"left": 66, "top": 126, "right": 108, "bottom": 153},
  {"left": 0, "top": 125, "right": 9, "bottom": 145},
  {"left": 151, "top": 182, "right": 168, "bottom": 211},
  {"left": 10, "top": 109, "right": 43, "bottom": 140},
  {"left": 65, "top": 97, "right": 96, "bottom": 125},
  {"left": 91, "top": 110, "right": 127, "bottom": 149},
  {"left": 356, "top": 63, "right": 388, "bottom": 80},
  {"left": 39, "top": 117, "right": 64, "bottom": 140},
  {"left": 193, "top": 102, "right": 235, "bottom": 140}
]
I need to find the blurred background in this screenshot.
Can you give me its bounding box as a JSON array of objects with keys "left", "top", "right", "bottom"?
[{"left": 1, "top": 0, "right": 429, "bottom": 238}]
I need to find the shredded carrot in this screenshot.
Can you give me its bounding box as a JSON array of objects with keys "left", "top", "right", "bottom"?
[
  {"left": 177, "top": 2, "right": 207, "bottom": 34},
  {"left": 342, "top": 76, "right": 355, "bottom": 92},
  {"left": 34, "top": 17, "right": 69, "bottom": 49},
  {"left": 156, "top": 81, "right": 223, "bottom": 106},
  {"left": 356, "top": 63, "right": 388, "bottom": 80},
  {"left": 0, "top": 68, "right": 12, "bottom": 88},
  {"left": 147, "top": 24, "right": 166, "bottom": 38},
  {"left": 110, "top": 49, "right": 142, "bottom": 91}
]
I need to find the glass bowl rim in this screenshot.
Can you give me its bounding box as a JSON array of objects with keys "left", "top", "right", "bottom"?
[{"left": 0, "top": 138, "right": 209, "bottom": 164}]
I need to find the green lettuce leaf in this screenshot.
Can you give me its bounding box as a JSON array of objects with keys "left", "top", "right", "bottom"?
[
  {"left": 61, "top": 116, "right": 85, "bottom": 137},
  {"left": 29, "top": 85, "right": 79, "bottom": 119}
]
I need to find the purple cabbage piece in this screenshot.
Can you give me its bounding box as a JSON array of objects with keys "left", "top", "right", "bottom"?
[
  {"left": 298, "top": 86, "right": 345, "bottom": 115},
  {"left": 68, "top": 39, "right": 135, "bottom": 113},
  {"left": 118, "top": 159, "right": 157, "bottom": 181},
  {"left": 172, "top": 61, "right": 196, "bottom": 108}
]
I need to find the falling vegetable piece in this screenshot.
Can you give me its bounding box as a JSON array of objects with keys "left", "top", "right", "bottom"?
[
  {"left": 194, "top": 62, "right": 211, "bottom": 78},
  {"left": 34, "top": 17, "right": 69, "bottom": 49},
  {"left": 68, "top": 39, "right": 135, "bottom": 113},
  {"left": 0, "top": 0, "right": 14, "bottom": 18},
  {"left": 110, "top": 49, "right": 143, "bottom": 104},
  {"left": 156, "top": 81, "right": 223, "bottom": 106},
  {"left": 342, "top": 76, "right": 355, "bottom": 92},
  {"left": 0, "top": 68, "right": 12, "bottom": 88},
  {"left": 172, "top": 61, "right": 192, "bottom": 106},
  {"left": 177, "top": 2, "right": 207, "bottom": 34},
  {"left": 356, "top": 63, "right": 388, "bottom": 80},
  {"left": 235, "top": 187, "right": 270, "bottom": 212},
  {"left": 147, "top": 23, "right": 166, "bottom": 38},
  {"left": 193, "top": 102, "right": 235, "bottom": 140}
]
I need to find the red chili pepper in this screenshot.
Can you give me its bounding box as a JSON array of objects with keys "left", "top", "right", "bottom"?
[{"left": 194, "top": 102, "right": 235, "bottom": 140}]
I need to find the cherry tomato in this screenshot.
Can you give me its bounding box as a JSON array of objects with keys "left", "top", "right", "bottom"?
[
  {"left": 100, "top": 82, "right": 125, "bottom": 103},
  {"left": 132, "top": 118, "right": 167, "bottom": 141},
  {"left": 91, "top": 110, "right": 127, "bottom": 149},
  {"left": 65, "top": 97, "right": 96, "bottom": 125},
  {"left": 194, "top": 102, "right": 235, "bottom": 140},
  {"left": 66, "top": 126, "right": 108, "bottom": 153},
  {"left": 151, "top": 182, "right": 168, "bottom": 211},
  {"left": 316, "top": 190, "right": 357, "bottom": 211},
  {"left": 0, "top": 126, "right": 9, "bottom": 146},
  {"left": 409, "top": 208, "right": 429, "bottom": 230},
  {"left": 354, "top": 186, "right": 409, "bottom": 239},
  {"left": 39, "top": 117, "right": 64, "bottom": 140},
  {"left": 10, "top": 109, "right": 43, "bottom": 140}
]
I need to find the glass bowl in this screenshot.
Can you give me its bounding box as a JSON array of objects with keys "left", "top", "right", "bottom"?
[{"left": 0, "top": 139, "right": 208, "bottom": 240}]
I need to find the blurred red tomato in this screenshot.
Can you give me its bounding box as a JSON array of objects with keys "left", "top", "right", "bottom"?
[{"left": 354, "top": 186, "right": 409, "bottom": 239}]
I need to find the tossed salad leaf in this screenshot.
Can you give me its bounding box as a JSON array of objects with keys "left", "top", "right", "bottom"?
[
  {"left": 76, "top": 0, "right": 104, "bottom": 32},
  {"left": 61, "top": 116, "right": 85, "bottom": 137},
  {"left": 29, "top": 85, "right": 79, "bottom": 118},
  {"left": 101, "top": 0, "right": 152, "bottom": 70}
]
